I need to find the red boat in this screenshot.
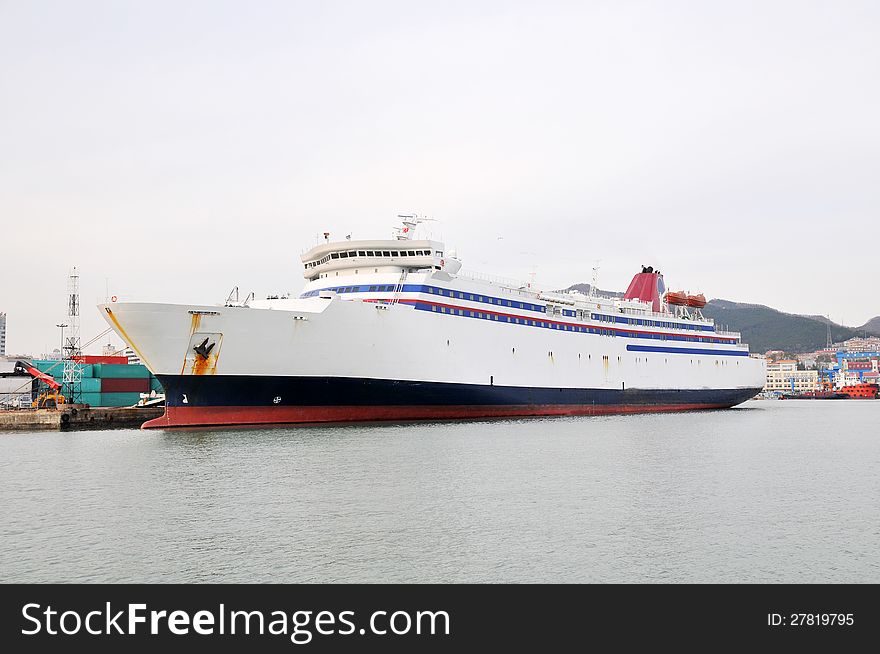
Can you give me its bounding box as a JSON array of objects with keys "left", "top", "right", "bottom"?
[
  {"left": 686, "top": 293, "right": 707, "bottom": 308},
  {"left": 837, "top": 383, "right": 879, "bottom": 399},
  {"left": 665, "top": 291, "right": 688, "bottom": 306}
]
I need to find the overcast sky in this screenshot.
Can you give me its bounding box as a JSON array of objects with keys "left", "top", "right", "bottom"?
[{"left": 2, "top": 0, "right": 878, "bottom": 355}]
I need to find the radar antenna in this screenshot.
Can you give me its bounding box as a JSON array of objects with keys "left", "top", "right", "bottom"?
[
  {"left": 394, "top": 213, "right": 437, "bottom": 240},
  {"left": 590, "top": 260, "right": 601, "bottom": 298}
]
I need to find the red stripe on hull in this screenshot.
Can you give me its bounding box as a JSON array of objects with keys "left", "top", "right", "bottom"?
[{"left": 141, "top": 403, "right": 734, "bottom": 429}]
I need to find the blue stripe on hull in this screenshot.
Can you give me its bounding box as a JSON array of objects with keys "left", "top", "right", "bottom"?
[
  {"left": 626, "top": 344, "right": 749, "bottom": 356},
  {"left": 157, "top": 375, "right": 761, "bottom": 409}
]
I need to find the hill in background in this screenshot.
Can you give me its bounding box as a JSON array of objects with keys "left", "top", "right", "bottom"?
[{"left": 702, "top": 300, "right": 877, "bottom": 354}]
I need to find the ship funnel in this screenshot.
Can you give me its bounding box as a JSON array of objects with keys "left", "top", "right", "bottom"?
[{"left": 623, "top": 267, "right": 664, "bottom": 312}]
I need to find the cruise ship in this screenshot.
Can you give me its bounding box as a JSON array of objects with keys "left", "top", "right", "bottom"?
[{"left": 100, "top": 218, "right": 765, "bottom": 428}]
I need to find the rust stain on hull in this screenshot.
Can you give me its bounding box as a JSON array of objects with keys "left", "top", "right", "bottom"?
[
  {"left": 191, "top": 352, "right": 218, "bottom": 375},
  {"left": 183, "top": 328, "right": 222, "bottom": 376}
]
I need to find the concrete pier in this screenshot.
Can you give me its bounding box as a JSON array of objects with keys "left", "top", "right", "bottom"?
[{"left": 0, "top": 406, "right": 163, "bottom": 431}]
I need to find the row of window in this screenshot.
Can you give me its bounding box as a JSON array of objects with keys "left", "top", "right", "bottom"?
[
  {"left": 418, "top": 303, "right": 735, "bottom": 344},
  {"left": 298, "top": 282, "right": 728, "bottom": 338},
  {"left": 425, "top": 287, "right": 545, "bottom": 312},
  {"left": 591, "top": 312, "right": 709, "bottom": 331},
  {"left": 305, "top": 249, "right": 440, "bottom": 268}
]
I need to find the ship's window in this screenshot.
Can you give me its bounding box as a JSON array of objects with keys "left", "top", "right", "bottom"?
[
  {"left": 436, "top": 251, "right": 443, "bottom": 256},
  {"left": 407, "top": 250, "right": 415, "bottom": 256},
  {"left": 330, "top": 253, "right": 339, "bottom": 259}
]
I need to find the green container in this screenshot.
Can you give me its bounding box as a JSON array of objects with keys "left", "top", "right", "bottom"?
[
  {"left": 31, "top": 361, "right": 94, "bottom": 378},
  {"left": 59, "top": 379, "right": 102, "bottom": 396},
  {"left": 149, "top": 376, "right": 164, "bottom": 392},
  {"left": 92, "top": 364, "right": 150, "bottom": 379},
  {"left": 97, "top": 392, "right": 143, "bottom": 407},
  {"left": 32, "top": 360, "right": 64, "bottom": 376},
  {"left": 80, "top": 392, "right": 103, "bottom": 406}
]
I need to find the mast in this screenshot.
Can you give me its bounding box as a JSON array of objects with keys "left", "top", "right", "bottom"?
[{"left": 62, "top": 267, "right": 83, "bottom": 404}]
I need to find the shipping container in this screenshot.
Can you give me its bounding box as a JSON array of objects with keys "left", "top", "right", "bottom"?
[
  {"left": 0, "top": 376, "right": 34, "bottom": 394},
  {"left": 101, "top": 377, "right": 149, "bottom": 393},
  {"left": 73, "top": 355, "right": 128, "bottom": 364},
  {"left": 96, "top": 392, "right": 143, "bottom": 407},
  {"left": 81, "top": 392, "right": 143, "bottom": 407},
  {"left": 31, "top": 360, "right": 65, "bottom": 376},
  {"left": 66, "top": 378, "right": 102, "bottom": 394},
  {"left": 80, "top": 392, "right": 103, "bottom": 406},
  {"left": 92, "top": 363, "right": 150, "bottom": 378},
  {"left": 149, "top": 376, "right": 164, "bottom": 392},
  {"left": 30, "top": 361, "right": 94, "bottom": 378}
]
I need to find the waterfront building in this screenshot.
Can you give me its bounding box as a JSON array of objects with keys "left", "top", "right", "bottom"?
[
  {"left": 0, "top": 312, "right": 6, "bottom": 356},
  {"left": 764, "top": 360, "right": 818, "bottom": 393},
  {"left": 840, "top": 336, "right": 880, "bottom": 353}
]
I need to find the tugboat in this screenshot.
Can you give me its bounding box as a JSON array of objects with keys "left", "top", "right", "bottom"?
[{"left": 837, "top": 382, "right": 879, "bottom": 399}]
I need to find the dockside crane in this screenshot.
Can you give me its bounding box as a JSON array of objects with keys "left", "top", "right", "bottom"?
[{"left": 13, "top": 361, "right": 66, "bottom": 409}]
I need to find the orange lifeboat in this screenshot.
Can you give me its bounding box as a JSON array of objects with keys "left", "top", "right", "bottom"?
[
  {"left": 665, "top": 291, "right": 688, "bottom": 306},
  {"left": 686, "top": 293, "right": 706, "bottom": 308}
]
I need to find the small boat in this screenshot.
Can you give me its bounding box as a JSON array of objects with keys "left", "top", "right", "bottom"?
[
  {"left": 665, "top": 291, "right": 688, "bottom": 306},
  {"left": 779, "top": 391, "right": 847, "bottom": 400},
  {"left": 686, "top": 293, "right": 706, "bottom": 308},
  {"left": 837, "top": 383, "right": 879, "bottom": 399}
]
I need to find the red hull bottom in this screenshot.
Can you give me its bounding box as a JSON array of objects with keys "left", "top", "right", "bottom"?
[{"left": 142, "top": 403, "right": 733, "bottom": 429}]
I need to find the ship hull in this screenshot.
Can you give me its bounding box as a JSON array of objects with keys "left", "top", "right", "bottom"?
[{"left": 144, "top": 375, "right": 761, "bottom": 428}]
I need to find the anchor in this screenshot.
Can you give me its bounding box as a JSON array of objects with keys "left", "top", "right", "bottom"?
[{"left": 193, "top": 337, "right": 216, "bottom": 360}]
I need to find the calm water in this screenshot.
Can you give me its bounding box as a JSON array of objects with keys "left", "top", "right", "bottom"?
[{"left": 2, "top": 400, "right": 878, "bottom": 583}]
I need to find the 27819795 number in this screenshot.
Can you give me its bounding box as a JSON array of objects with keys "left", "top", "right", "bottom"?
[{"left": 768, "top": 613, "right": 854, "bottom": 626}]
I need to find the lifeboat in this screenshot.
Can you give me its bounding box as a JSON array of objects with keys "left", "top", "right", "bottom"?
[
  {"left": 665, "top": 291, "right": 688, "bottom": 306},
  {"left": 686, "top": 293, "right": 706, "bottom": 308}
]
